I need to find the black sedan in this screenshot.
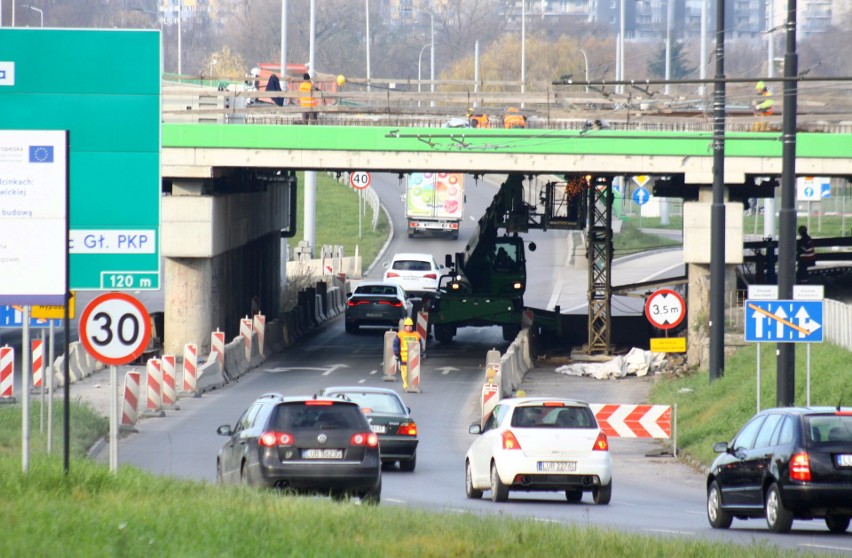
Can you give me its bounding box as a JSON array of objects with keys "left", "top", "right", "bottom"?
[
  {"left": 707, "top": 406, "right": 852, "bottom": 533},
  {"left": 216, "top": 392, "right": 382, "bottom": 503},
  {"left": 344, "top": 281, "right": 413, "bottom": 333},
  {"left": 316, "top": 386, "right": 419, "bottom": 471}
]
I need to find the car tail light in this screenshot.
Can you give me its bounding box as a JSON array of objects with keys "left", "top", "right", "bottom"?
[
  {"left": 351, "top": 432, "right": 380, "bottom": 448},
  {"left": 542, "top": 402, "right": 565, "bottom": 407},
  {"left": 347, "top": 300, "right": 367, "bottom": 307},
  {"left": 790, "top": 452, "right": 811, "bottom": 481},
  {"left": 386, "top": 272, "right": 400, "bottom": 278},
  {"left": 259, "top": 431, "right": 293, "bottom": 447},
  {"left": 379, "top": 300, "right": 403, "bottom": 307},
  {"left": 305, "top": 400, "right": 333, "bottom": 406},
  {"left": 502, "top": 430, "right": 522, "bottom": 450},
  {"left": 593, "top": 432, "right": 609, "bottom": 451},
  {"left": 836, "top": 410, "right": 852, "bottom": 416},
  {"left": 424, "top": 273, "right": 437, "bottom": 279},
  {"left": 398, "top": 422, "right": 417, "bottom": 436},
  {"left": 513, "top": 281, "right": 523, "bottom": 290}
]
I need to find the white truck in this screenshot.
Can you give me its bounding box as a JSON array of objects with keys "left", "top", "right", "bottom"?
[{"left": 405, "top": 172, "right": 465, "bottom": 239}]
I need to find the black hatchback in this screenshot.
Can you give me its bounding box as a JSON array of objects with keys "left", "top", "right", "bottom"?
[
  {"left": 707, "top": 406, "right": 852, "bottom": 533},
  {"left": 216, "top": 393, "right": 382, "bottom": 503}
]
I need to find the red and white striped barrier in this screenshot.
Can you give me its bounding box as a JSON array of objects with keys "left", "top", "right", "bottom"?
[
  {"left": 240, "top": 317, "right": 253, "bottom": 360},
  {"left": 146, "top": 358, "right": 162, "bottom": 411},
  {"left": 0, "top": 346, "right": 14, "bottom": 398},
  {"left": 31, "top": 339, "right": 44, "bottom": 389},
  {"left": 481, "top": 382, "right": 499, "bottom": 426},
  {"left": 589, "top": 404, "right": 672, "bottom": 439},
  {"left": 382, "top": 331, "right": 397, "bottom": 381},
  {"left": 253, "top": 313, "right": 266, "bottom": 356},
  {"left": 182, "top": 343, "right": 198, "bottom": 393},
  {"left": 405, "top": 341, "right": 421, "bottom": 393},
  {"left": 161, "top": 354, "right": 177, "bottom": 408},
  {"left": 121, "top": 370, "right": 141, "bottom": 426},
  {"left": 416, "top": 311, "right": 429, "bottom": 352},
  {"left": 211, "top": 330, "right": 225, "bottom": 366}
]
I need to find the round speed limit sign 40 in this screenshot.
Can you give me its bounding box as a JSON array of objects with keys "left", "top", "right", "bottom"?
[{"left": 79, "top": 292, "right": 152, "bottom": 366}]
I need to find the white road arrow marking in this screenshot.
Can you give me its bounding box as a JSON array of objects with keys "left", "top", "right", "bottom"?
[
  {"left": 436, "top": 366, "right": 459, "bottom": 375},
  {"left": 264, "top": 363, "right": 349, "bottom": 375}
]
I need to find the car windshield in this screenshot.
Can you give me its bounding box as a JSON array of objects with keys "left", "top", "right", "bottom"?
[
  {"left": 328, "top": 392, "right": 405, "bottom": 414},
  {"left": 510, "top": 405, "right": 595, "bottom": 428},
  {"left": 806, "top": 414, "right": 852, "bottom": 443},
  {"left": 272, "top": 403, "right": 364, "bottom": 430}
]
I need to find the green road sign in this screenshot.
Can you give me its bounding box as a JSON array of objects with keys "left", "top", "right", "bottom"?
[{"left": 0, "top": 29, "right": 161, "bottom": 290}]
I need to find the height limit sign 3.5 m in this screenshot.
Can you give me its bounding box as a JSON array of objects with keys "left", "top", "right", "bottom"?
[{"left": 645, "top": 289, "right": 685, "bottom": 330}]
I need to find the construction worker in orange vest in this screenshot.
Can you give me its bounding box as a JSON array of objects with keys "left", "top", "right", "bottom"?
[
  {"left": 753, "top": 81, "right": 775, "bottom": 116},
  {"left": 393, "top": 317, "right": 423, "bottom": 390},
  {"left": 299, "top": 73, "right": 319, "bottom": 124}
]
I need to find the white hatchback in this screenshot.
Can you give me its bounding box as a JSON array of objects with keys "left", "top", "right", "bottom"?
[
  {"left": 382, "top": 253, "right": 443, "bottom": 296},
  {"left": 465, "top": 397, "right": 613, "bottom": 504}
]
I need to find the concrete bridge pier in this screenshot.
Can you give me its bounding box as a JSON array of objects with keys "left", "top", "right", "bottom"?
[
  {"left": 161, "top": 172, "right": 293, "bottom": 355},
  {"left": 684, "top": 186, "right": 745, "bottom": 369}
]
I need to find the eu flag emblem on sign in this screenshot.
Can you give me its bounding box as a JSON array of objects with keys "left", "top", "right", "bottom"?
[{"left": 29, "top": 145, "right": 54, "bottom": 163}]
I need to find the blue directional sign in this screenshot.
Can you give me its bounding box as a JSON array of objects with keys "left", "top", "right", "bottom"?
[
  {"left": 633, "top": 187, "right": 650, "bottom": 206},
  {"left": 0, "top": 306, "right": 62, "bottom": 329},
  {"left": 744, "top": 299, "right": 824, "bottom": 343},
  {"left": 821, "top": 181, "right": 831, "bottom": 199}
]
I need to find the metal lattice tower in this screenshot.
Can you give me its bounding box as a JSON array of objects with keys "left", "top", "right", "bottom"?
[{"left": 586, "top": 176, "right": 613, "bottom": 354}]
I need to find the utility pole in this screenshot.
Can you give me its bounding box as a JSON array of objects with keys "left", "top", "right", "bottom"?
[{"left": 776, "top": 0, "right": 800, "bottom": 406}]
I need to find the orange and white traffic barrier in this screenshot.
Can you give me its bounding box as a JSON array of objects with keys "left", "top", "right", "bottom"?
[
  {"left": 240, "top": 317, "right": 253, "bottom": 361},
  {"left": 146, "top": 358, "right": 162, "bottom": 411},
  {"left": 589, "top": 404, "right": 672, "bottom": 439},
  {"left": 182, "top": 343, "right": 198, "bottom": 394},
  {"left": 161, "top": 354, "right": 177, "bottom": 408},
  {"left": 211, "top": 329, "right": 225, "bottom": 366},
  {"left": 253, "top": 313, "right": 266, "bottom": 356},
  {"left": 0, "top": 346, "right": 14, "bottom": 399},
  {"left": 404, "top": 340, "right": 421, "bottom": 394},
  {"left": 31, "top": 339, "right": 44, "bottom": 389},
  {"left": 121, "top": 370, "right": 141, "bottom": 427},
  {"left": 416, "top": 311, "right": 429, "bottom": 354},
  {"left": 481, "top": 382, "right": 499, "bottom": 427}
]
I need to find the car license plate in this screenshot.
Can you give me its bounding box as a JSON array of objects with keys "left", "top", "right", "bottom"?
[
  {"left": 302, "top": 449, "right": 343, "bottom": 459},
  {"left": 837, "top": 454, "right": 852, "bottom": 467},
  {"left": 365, "top": 312, "right": 382, "bottom": 318},
  {"left": 537, "top": 461, "right": 577, "bottom": 472},
  {"left": 371, "top": 424, "right": 387, "bottom": 434}
]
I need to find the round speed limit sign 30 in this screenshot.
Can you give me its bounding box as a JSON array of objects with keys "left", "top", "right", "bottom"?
[
  {"left": 79, "top": 292, "right": 152, "bottom": 366},
  {"left": 644, "top": 289, "right": 686, "bottom": 330}
]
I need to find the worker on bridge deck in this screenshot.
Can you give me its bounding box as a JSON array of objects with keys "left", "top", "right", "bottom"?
[
  {"left": 299, "top": 73, "right": 319, "bottom": 124},
  {"left": 753, "top": 81, "right": 775, "bottom": 116}
]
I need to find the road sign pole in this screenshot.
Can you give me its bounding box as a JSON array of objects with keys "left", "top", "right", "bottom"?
[
  {"left": 47, "top": 321, "right": 54, "bottom": 455},
  {"left": 110, "top": 365, "right": 118, "bottom": 472},
  {"left": 22, "top": 306, "right": 30, "bottom": 473},
  {"left": 806, "top": 344, "right": 811, "bottom": 407},
  {"left": 756, "top": 347, "right": 761, "bottom": 413}
]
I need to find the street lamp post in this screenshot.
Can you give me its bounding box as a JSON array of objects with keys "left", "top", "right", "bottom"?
[
  {"left": 417, "top": 43, "right": 431, "bottom": 108},
  {"left": 177, "top": 0, "right": 182, "bottom": 76},
  {"left": 23, "top": 4, "right": 43, "bottom": 27},
  {"left": 579, "top": 49, "right": 589, "bottom": 92}
]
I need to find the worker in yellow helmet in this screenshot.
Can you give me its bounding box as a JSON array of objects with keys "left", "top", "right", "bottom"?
[
  {"left": 393, "top": 317, "right": 423, "bottom": 390},
  {"left": 753, "top": 81, "right": 775, "bottom": 116}
]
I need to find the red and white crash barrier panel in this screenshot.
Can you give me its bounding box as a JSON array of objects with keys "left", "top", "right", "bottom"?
[
  {"left": 382, "top": 331, "right": 397, "bottom": 381},
  {"left": 211, "top": 330, "right": 225, "bottom": 366},
  {"left": 240, "top": 317, "right": 253, "bottom": 360},
  {"left": 0, "top": 346, "right": 14, "bottom": 399},
  {"left": 146, "top": 358, "right": 162, "bottom": 411},
  {"left": 182, "top": 343, "right": 198, "bottom": 393},
  {"left": 121, "top": 370, "right": 141, "bottom": 426},
  {"left": 31, "top": 339, "right": 44, "bottom": 389},
  {"left": 481, "top": 382, "right": 499, "bottom": 427},
  {"left": 404, "top": 340, "right": 421, "bottom": 394},
  {"left": 253, "top": 313, "right": 266, "bottom": 356},
  {"left": 416, "top": 312, "right": 428, "bottom": 353},
  {"left": 589, "top": 404, "right": 672, "bottom": 439},
  {"left": 161, "top": 354, "right": 177, "bottom": 408}
]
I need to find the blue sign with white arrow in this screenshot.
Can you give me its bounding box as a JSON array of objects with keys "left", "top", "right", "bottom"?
[
  {"left": 0, "top": 306, "right": 62, "bottom": 329},
  {"left": 633, "top": 187, "right": 650, "bottom": 206},
  {"left": 744, "top": 299, "right": 824, "bottom": 343}
]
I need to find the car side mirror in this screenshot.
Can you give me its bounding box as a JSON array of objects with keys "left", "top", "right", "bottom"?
[
  {"left": 469, "top": 423, "right": 482, "bottom": 435},
  {"left": 217, "top": 425, "right": 233, "bottom": 437},
  {"left": 383, "top": 262, "right": 390, "bottom": 269},
  {"left": 712, "top": 441, "right": 728, "bottom": 453},
  {"left": 528, "top": 241, "right": 537, "bottom": 252}
]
